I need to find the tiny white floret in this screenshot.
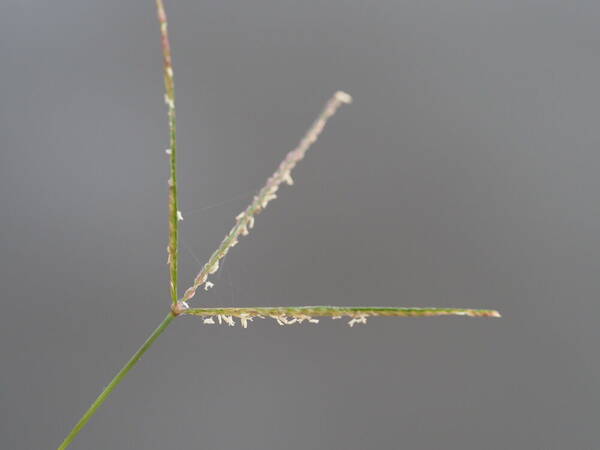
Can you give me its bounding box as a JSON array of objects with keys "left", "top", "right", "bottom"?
[
  {"left": 240, "top": 313, "right": 253, "bottom": 328},
  {"left": 348, "top": 314, "right": 368, "bottom": 327},
  {"left": 283, "top": 172, "right": 294, "bottom": 186},
  {"left": 270, "top": 315, "right": 286, "bottom": 326},
  {"left": 335, "top": 91, "right": 353, "bottom": 104},
  {"left": 222, "top": 315, "right": 235, "bottom": 326},
  {"left": 164, "top": 94, "right": 174, "bottom": 108}
]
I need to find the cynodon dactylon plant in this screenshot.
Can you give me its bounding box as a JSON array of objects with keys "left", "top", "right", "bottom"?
[{"left": 56, "top": 1, "right": 500, "bottom": 448}]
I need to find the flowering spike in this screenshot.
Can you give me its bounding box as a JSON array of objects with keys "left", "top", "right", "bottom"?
[
  {"left": 182, "top": 306, "right": 500, "bottom": 327},
  {"left": 179, "top": 92, "right": 352, "bottom": 301},
  {"left": 156, "top": 0, "right": 179, "bottom": 305}
]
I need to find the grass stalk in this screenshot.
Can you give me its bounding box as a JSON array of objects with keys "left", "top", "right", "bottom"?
[
  {"left": 57, "top": 3, "right": 180, "bottom": 448},
  {"left": 57, "top": 312, "right": 175, "bottom": 450},
  {"left": 56, "top": 1, "right": 499, "bottom": 448}
]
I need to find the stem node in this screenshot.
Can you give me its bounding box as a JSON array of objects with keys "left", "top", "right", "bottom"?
[{"left": 171, "top": 300, "right": 190, "bottom": 316}]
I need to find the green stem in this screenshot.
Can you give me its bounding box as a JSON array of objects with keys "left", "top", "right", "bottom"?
[{"left": 57, "top": 312, "right": 176, "bottom": 450}]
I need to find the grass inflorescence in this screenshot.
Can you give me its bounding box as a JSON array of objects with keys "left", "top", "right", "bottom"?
[{"left": 56, "top": 1, "right": 499, "bottom": 448}]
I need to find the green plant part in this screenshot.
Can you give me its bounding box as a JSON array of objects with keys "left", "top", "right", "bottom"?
[
  {"left": 182, "top": 306, "right": 501, "bottom": 328},
  {"left": 56, "top": 1, "right": 500, "bottom": 448},
  {"left": 157, "top": 0, "right": 180, "bottom": 305}
]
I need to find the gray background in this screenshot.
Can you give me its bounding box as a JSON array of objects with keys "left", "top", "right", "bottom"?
[{"left": 1, "top": 1, "right": 599, "bottom": 449}]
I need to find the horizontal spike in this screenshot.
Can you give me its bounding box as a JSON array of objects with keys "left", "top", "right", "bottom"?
[{"left": 183, "top": 306, "right": 501, "bottom": 319}]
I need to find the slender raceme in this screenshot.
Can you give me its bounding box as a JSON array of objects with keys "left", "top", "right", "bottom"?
[
  {"left": 157, "top": 0, "right": 180, "bottom": 305},
  {"left": 184, "top": 306, "right": 501, "bottom": 318},
  {"left": 179, "top": 91, "right": 353, "bottom": 304},
  {"left": 183, "top": 306, "right": 500, "bottom": 328}
]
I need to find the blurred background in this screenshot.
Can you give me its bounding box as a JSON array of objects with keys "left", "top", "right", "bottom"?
[{"left": 1, "top": 1, "right": 599, "bottom": 449}]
